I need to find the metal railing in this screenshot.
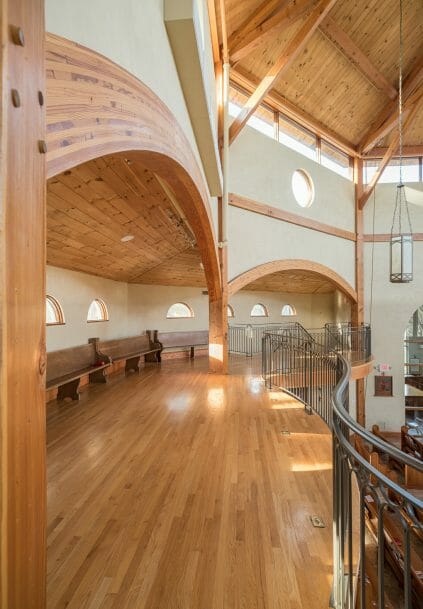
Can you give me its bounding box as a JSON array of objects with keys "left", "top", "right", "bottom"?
[
  {"left": 228, "top": 322, "right": 305, "bottom": 357},
  {"left": 262, "top": 325, "right": 423, "bottom": 609}
]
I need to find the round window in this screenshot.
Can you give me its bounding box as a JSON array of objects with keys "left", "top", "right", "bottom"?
[{"left": 291, "top": 169, "right": 314, "bottom": 208}]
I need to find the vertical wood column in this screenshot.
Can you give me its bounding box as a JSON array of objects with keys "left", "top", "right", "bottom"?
[
  {"left": 0, "top": 1, "right": 46, "bottom": 607},
  {"left": 353, "top": 158, "right": 366, "bottom": 426}
]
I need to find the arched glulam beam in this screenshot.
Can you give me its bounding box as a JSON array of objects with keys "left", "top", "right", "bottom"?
[
  {"left": 228, "top": 259, "right": 357, "bottom": 303},
  {"left": 45, "top": 33, "right": 220, "bottom": 302},
  {"left": 45, "top": 33, "right": 225, "bottom": 371}
]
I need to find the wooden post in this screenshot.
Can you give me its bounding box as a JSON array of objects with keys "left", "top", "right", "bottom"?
[
  {"left": 353, "top": 157, "right": 366, "bottom": 426},
  {"left": 0, "top": 0, "right": 46, "bottom": 607}
]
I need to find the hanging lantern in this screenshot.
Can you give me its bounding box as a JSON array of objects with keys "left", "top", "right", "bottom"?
[
  {"left": 389, "top": 0, "right": 413, "bottom": 284},
  {"left": 390, "top": 185, "right": 413, "bottom": 283}
]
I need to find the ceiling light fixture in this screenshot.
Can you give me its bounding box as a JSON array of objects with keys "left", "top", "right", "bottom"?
[
  {"left": 121, "top": 234, "right": 135, "bottom": 242},
  {"left": 390, "top": 0, "right": 413, "bottom": 284}
]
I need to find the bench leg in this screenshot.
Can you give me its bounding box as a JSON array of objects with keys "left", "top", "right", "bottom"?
[
  {"left": 145, "top": 351, "right": 158, "bottom": 363},
  {"left": 125, "top": 356, "right": 141, "bottom": 374},
  {"left": 89, "top": 368, "right": 108, "bottom": 384},
  {"left": 190, "top": 346, "right": 195, "bottom": 359},
  {"left": 57, "top": 379, "right": 80, "bottom": 401}
]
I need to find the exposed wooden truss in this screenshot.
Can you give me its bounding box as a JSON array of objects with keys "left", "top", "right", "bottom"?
[
  {"left": 319, "top": 16, "right": 397, "bottom": 100},
  {"left": 359, "top": 56, "right": 423, "bottom": 154},
  {"left": 229, "top": 0, "right": 339, "bottom": 145},
  {"left": 364, "top": 145, "right": 423, "bottom": 158},
  {"left": 229, "top": 0, "right": 314, "bottom": 64},
  {"left": 359, "top": 102, "right": 421, "bottom": 208}
]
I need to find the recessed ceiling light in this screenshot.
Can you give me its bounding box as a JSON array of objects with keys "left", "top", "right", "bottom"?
[{"left": 121, "top": 234, "right": 134, "bottom": 242}]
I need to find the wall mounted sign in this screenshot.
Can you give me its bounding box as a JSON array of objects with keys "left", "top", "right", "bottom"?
[{"left": 374, "top": 375, "right": 393, "bottom": 397}]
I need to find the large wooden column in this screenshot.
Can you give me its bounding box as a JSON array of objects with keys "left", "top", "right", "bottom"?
[
  {"left": 0, "top": 1, "right": 46, "bottom": 607},
  {"left": 352, "top": 158, "right": 366, "bottom": 426}
]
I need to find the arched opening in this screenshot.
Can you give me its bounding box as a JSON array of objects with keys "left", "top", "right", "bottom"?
[
  {"left": 87, "top": 299, "right": 109, "bottom": 322},
  {"left": 404, "top": 305, "right": 423, "bottom": 429},
  {"left": 46, "top": 295, "right": 65, "bottom": 326}
]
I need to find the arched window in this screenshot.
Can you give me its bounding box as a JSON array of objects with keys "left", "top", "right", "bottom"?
[
  {"left": 227, "top": 304, "right": 234, "bottom": 318},
  {"left": 46, "top": 295, "right": 65, "bottom": 325},
  {"left": 87, "top": 298, "right": 109, "bottom": 322},
  {"left": 250, "top": 303, "right": 268, "bottom": 317},
  {"left": 281, "top": 304, "right": 296, "bottom": 316},
  {"left": 166, "top": 302, "right": 194, "bottom": 319}
]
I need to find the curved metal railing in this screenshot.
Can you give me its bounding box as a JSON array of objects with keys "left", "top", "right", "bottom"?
[{"left": 262, "top": 327, "right": 423, "bottom": 609}]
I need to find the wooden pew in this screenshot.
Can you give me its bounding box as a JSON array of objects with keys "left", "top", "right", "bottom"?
[
  {"left": 47, "top": 343, "right": 111, "bottom": 401},
  {"left": 401, "top": 425, "right": 423, "bottom": 462},
  {"left": 150, "top": 330, "right": 209, "bottom": 359},
  {"left": 89, "top": 334, "right": 162, "bottom": 373}
]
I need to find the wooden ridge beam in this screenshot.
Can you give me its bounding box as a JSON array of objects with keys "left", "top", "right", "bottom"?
[
  {"left": 229, "top": 0, "right": 314, "bottom": 64},
  {"left": 230, "top": 68, "right": 357, "bottom": 156},
  {"left": 358, "top": 103, "right": 420, "bottom": 209},
  {"left": 229, "top": 0, "right": 339, "bottom": 145},
  {"left": 364, "top": 233, "right": 423, "bottom": 242},
  {"left": 359, "top": 55, "right": 423, "bottom": 154},
  {"left": 319, "top": 16, "right": 397, "bottom": 100}
]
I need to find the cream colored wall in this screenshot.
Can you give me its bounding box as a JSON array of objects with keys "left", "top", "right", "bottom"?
[
  {"left": 227, "top": 126, "right": 356, "bottom": 286},
  {"left": 228, "top": 291, "right": 335, "bottom": 329},
  {"left": 127, "top": 284, "right": 209, "bottom": 333},
  {"left": 333, "top": 290, "right": 352, "bottom": 324},
  {"left": 363, "top": 183, "right": 423, "bottom": 430},
  {"left": 46, "top": 266, "right": 130, "bottom": 352}
]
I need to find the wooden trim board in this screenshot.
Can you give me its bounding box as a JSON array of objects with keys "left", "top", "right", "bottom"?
[{"left": 229, "top": 193, "right": 356, "bottom": 242}]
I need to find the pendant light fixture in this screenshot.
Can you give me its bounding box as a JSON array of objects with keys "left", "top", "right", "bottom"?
[{"left": 390, "top": 0, "right": 413, "bottom": 283}]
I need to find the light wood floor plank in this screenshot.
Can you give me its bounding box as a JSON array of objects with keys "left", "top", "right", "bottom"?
[{"left": 47, "top": 356, "right": 333, "bottom": 609}]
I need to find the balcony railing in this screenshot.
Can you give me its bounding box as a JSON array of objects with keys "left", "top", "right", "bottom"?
[{"left": 262, "top": 325, "right": 423, "bottom": 609}]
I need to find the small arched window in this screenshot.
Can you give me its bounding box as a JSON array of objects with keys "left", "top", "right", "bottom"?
[
  {"left": 87, "top": 298, "right": 109, "bottom": 322},
  {"left": 166, "top": 302, "right": 194, "bottom": 319},
  {"left": 250, "top": 303, "right": 268, "bottom": 317},
  {"left": 227, "top": 304, "right": 234, "bottom": 318},
  {"left": 46, "top": 295, "right": 65, "bottom": 326},
  {"left": 281, "top": 304, "right": 296, "bottom": 316}
]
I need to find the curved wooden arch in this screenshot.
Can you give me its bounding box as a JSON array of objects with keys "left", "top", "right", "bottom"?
[
  {"left": 228, "top": 260, "right": 357, "bottom": 302},
  {"left": 45, "top": 33, "right": 221, "bottom": 301}
]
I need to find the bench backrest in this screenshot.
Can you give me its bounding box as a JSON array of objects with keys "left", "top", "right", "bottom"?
[
  {"left": 155, "top": 330, "right": 209, "bottom": 349},
  {"left": 47, "top": 343, "right": 98, "bottom": 382},
  {"left": 94, "top": 335, "right": 152, "bottom": 360}
]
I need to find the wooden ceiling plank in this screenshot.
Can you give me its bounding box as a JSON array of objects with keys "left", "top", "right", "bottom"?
[
  {"left": 228, "top": 0, "right": 289, "bottom": 56},
  {"left": 230, "top": 0, "right": 315, "bottom": 64},
  {"left": 359, "top": 102, "right": 420, "bottom": 209},
  {"left": 359, "top": 55, "right": 423, "bottom": 154},
  {"left": 319, "top": 16, "right": 397, "bottom": 100},
  {"left": 229, "top": 0, "right": 339, "bottom": 145}
]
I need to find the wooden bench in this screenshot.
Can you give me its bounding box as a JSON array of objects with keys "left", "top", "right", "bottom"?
[
  {"left": 47, "top": 343, "right": 111, "bottom": 401},
  {"left": 150, "top": 330, "right": 209, "bottom": 359},
  {"left": 89, "top": 333, "right": 161, "bottom": 373}
]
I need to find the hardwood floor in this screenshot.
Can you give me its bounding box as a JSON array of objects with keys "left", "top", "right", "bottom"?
[{"left": 47, "top": 355, "right": 334, "bottom": 609}]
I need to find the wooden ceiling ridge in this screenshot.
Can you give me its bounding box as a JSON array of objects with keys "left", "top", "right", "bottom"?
[
  {"left": 359, "top": 55, "right": 423, "bottom": 154},
  {"left": 228, "top": 0, "right": 339, "bottom": 145}
]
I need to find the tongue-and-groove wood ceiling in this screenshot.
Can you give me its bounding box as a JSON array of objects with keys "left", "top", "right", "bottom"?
[
  {"left": 46, "top": 156, "right": 206, "bottom": 287},
  {"left": 216, "top": 0, "right": 423, "bottom": 153}
]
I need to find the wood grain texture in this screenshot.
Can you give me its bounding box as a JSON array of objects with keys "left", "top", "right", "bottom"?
[
  {"left": 0, "top": 0, "right": 46, "bottom": 607},
  {"left": 47, "top": 355, "right": 334, "bottom": 609},
  {"left": 229, "top": 192, "right": 356, "bottom": 242},
  {"left": 228, "top": 259, "right": 357, "bottom": 302},
  {"left": 45, "top": 33, "right": 221, "bottom": 301},
  {"left": 241, "top": 270, "right": 338, "bottom": 294}
]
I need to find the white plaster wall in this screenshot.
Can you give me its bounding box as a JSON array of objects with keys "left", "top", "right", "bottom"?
[
  {"left": 228, "top": 291, "right": 335, "bottom": 329},
  {"left": 227, "top": 127, "right": 355, "bottom": 286},
  {"left": 363, "top": 183, "right": 423, "bottom": 431},
  {"left": 46, "top": 266, "right": 130, "bottom": 352},
  {"left": 230, "top": 126, "right": 355, "bottom": 231},
  {"left": 45, "top": 0, "right": 209, "bottom": 186},
  {"left": 127, "top": 284, "right": 209, "bottom": 333}
]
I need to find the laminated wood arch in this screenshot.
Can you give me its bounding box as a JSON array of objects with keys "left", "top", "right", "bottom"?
[
  {"left": 45, "top": 33, "right": 221, "bottom": 302},
  {"left": 228, "top": 259, "right": 357, "bottom": 302}
]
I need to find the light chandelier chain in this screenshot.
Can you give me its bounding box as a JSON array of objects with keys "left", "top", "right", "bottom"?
[{"left": 399, "top": 0, "right": 404, "bottom": 184}]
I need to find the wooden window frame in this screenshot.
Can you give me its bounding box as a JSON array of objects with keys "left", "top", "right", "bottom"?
[
  {"left": 87, "top": 298, "right": 109, "bottom": 323},
  {"left": 227, "top": 304, "right": 235, "bottom": 318},
  {"left": 250, "top": 303, "right": 269, "bottom": 318},
  {"left": 281, "top": 304, "right": 297, "bottom": 316},
  {"left": 166, "top": 302, "right": 194, "bottom": 319},
  {"left": 46, "top": 295, "right": 65, "bottom": 326}
]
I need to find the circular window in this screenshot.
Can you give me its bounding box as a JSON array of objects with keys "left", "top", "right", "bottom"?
[{"left": 291, "top": 169, "right": 314, "bottom": 208}]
